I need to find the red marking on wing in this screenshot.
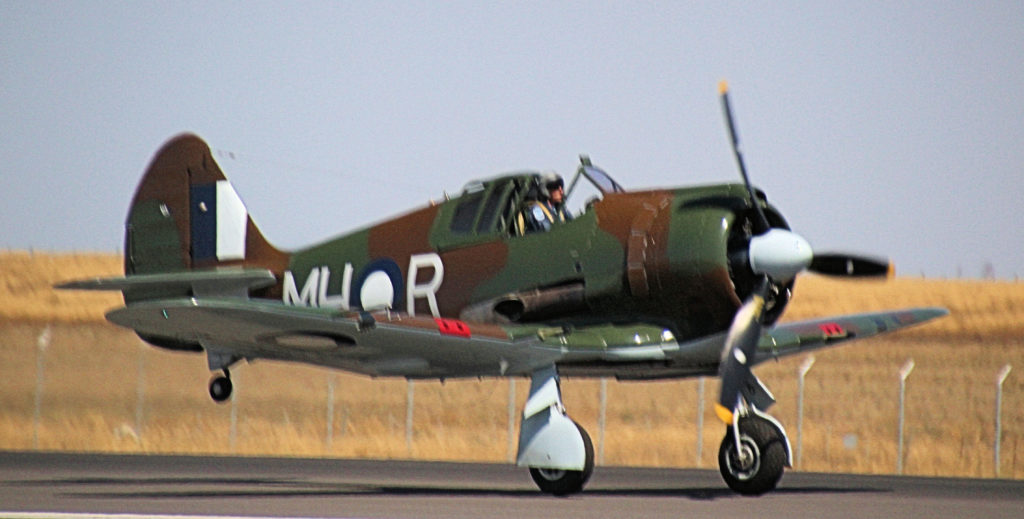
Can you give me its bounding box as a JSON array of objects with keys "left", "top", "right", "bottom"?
[
  {"left": 818, "top": 322, "right": 846, "bottom": 338},
  {"left": 435, "top": 318, "right": 472, "bottom": 339}
]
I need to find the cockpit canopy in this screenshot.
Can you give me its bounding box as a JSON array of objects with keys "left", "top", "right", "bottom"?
[{"left": 432, "top": 157, "right": 622, "bottom": 250}]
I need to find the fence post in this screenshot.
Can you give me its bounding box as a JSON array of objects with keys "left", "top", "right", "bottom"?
[
  {"left": 230, "top": 371, "right": 239, "bottom": 453},
  {"left": 508, "top": 378, "right": 516, "bottom": 462},
  {"left": 326, "top": 374, "right": 336, "bottom": 451},
  {"left": 135, "top": 342, "right": 146, "bottom": 441},
  {"left": 33, "top": 325, "right": 51, "bottom": 450},
  {"left": 898, "top": 359, "right": 915, "bottom": 475},
  {"left": 797, "top": 355, "right": 816, "bottom": 469},
  {"left": 995, "top": 364, "right": 1012, "bottom": 477},
  {"left": 696, "top": 377, "right": 704, "bottom": 467},
  {"left": 598, "top": 378, "right": 607, "bottom": 465},
  {"left": 406, "top": 380, "right": 414, "bottom": 455}
]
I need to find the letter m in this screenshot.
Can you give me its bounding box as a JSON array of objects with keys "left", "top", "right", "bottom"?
[{"left": 283, "top": 269, "right": 320, "bottom": 307}]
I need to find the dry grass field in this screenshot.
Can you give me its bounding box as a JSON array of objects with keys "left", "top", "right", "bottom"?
[{"left": 2, "top": 251, "right": 1023, "bottom": 479}]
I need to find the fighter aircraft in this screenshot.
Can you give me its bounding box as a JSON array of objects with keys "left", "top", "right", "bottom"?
[{"left": 60, "top": 83, "right": 946, "bottom": 496}]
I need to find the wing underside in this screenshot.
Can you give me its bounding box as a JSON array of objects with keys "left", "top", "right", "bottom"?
[
  {"left": 107, "top": 298, "right": 563, "bottom": 378},
  {"left": 104, "top": 292, "right": 946, "bottom": 380}
]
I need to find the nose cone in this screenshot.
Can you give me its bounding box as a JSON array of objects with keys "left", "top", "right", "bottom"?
[{"left": 748, "top": 229, "right": 813, "bottom": 281}]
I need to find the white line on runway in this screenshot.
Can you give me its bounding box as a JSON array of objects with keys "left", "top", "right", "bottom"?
[{"left": 0, "top": 513, "right": 362, "bottom": 519}]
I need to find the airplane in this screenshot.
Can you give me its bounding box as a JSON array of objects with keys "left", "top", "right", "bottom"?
[{"left": 59, "top": 83, "right": 947, "bottom": 496}]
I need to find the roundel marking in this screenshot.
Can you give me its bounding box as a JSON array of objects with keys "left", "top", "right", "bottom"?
[
  {"left": 350, "top": 258, "right": 405, "bottom": 312},
  {"left": 360, "top": 271, "right": 394, "bottom": 311}
]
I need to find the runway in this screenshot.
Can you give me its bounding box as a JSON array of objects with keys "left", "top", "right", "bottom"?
[{"left": 1, "top": 452, "right": 1021, "bottom": 519}]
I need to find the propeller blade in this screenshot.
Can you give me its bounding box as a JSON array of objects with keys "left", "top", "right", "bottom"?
[
  {"left": 719, "top": 80, "right": 770, "bottom": 235},
  {"left": 810, "top": 253, "right": 893, "bottom": 278},
  {"left": 715, "top": 276, "right": 771, "bottom": 424}
]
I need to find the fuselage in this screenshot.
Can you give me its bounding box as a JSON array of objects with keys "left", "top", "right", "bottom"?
[
  {"left": 117, "top": 135, "right": 789, "bottom": 378},
  {"left": 266, "top": 176, "right": 791, "bottom": 346}
]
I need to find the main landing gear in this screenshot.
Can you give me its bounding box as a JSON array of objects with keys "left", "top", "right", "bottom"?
[
  {"left": 717, "top": 412, "right": 789, "bottom": 495},
  {"left": 208, "top": 369, "right": 232, "bottom": 403},
  {"left": 517, "top": 365, "right": 595, "bottom": 496},
  {"left": 528, "top": 421, "right": 595, "bottom": 496}
]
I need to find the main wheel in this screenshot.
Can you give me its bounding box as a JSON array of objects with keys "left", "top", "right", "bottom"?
[
  {"left": 718, "top": 415, "right": 786, "bottom": 496},
  {"left": 209, "top": 375, "right": 233, "bottom": 403},
  {"left": 529, "top": 422, "right": 594, "bottom": 496}
]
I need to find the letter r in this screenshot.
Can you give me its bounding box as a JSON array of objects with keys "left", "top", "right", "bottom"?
[{"left": 407, "top": 253, "right": 444, "bottom": 317}]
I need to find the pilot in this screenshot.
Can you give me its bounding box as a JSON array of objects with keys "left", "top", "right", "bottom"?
[{"left": 519, "top": 172, "right": 572, "bottom": 234}]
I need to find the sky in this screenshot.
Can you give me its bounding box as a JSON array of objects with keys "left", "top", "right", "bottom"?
[{"left": 2, "top": 2, "right": 1022, "bottom": 279}]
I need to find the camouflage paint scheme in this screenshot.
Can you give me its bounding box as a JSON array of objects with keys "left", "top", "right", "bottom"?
[
  {"left": 64, "top": 133, "right": 944, "bottom": 381},
  {"left": 60, "top": 131, "right": 946, "bottom": 496}
]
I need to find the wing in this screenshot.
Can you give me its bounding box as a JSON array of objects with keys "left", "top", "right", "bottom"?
[
  {"left": 752, "top": 307, "right": 949, "bottom": 365},
  {"left": 549, "top": 307, "right": 948, "bottom": 379},
  {"left": 106, "top": 297, "right": 568, "bottom": 378},
  {"left": 104, "top": 293, "right": 946, "bottom": 379}
]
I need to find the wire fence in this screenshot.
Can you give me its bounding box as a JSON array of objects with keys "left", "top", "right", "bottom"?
[{"left": 11, "top": 323, "right": 1023, "bottom": 479}]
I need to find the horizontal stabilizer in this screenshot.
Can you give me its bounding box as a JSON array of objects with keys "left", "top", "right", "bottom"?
[{"left": 56, "top": 268, "right": 276, "bottom": 298}]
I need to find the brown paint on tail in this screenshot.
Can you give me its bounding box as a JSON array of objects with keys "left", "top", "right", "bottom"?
[{"left": 124, "top": 133, "right": 288, "bottom": 278}]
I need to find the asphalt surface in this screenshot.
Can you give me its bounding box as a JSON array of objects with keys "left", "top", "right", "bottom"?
[{"left": 1, "top": 452, "right": 1022, "bottom": 519}]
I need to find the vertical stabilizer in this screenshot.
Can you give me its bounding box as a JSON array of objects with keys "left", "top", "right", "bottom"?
[{"left": 124, "top": 134, "right": 287, "bottom": 278}]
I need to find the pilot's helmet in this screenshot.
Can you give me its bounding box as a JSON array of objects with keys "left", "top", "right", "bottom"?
[{"left": 539, "top": 171, "right": 564, "bottom": 198}]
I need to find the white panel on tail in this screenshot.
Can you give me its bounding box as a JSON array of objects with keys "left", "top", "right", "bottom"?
[{"left": 216, "top": 180, "right": 248, "bottom": 261}]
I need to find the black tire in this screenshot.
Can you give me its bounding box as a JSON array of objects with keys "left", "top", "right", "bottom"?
[
  {"left": 529, "top": 422, "right": 595, "bottom": 496},
  {"left": 209, "top": 376, "right": 233, "bottom": 403},
  {"left": 718, "top": 415, "right": 786, "bottom": 496}
]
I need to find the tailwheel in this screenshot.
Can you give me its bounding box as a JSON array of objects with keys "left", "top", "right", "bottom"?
[
  {"left": 529, "top": 422, "right": 594, "bottom": 496},
  {"left": 718, "top": 415, "right": 786, "bottom": 496},
  {"left": 208, "top": 371, "right": 233, "bottom": 403}
]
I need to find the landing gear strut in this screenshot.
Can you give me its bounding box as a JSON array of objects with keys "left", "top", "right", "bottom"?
[
  {"left": 208, "top": 369, "right": 232, "bottom": 403},
  {"left": 718, "top": 414, "right": 788, "bottom": 495}
]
